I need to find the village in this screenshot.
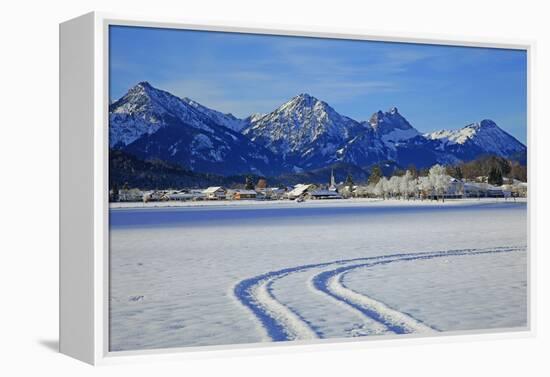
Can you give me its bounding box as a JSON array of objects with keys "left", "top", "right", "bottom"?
[{"left": 110, "top": 164, "right": 528, "bottom": 204}]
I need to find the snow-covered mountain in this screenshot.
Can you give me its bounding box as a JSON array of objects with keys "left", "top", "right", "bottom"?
[
  {"left": 333, "top": 126, "right": 390, "bottom": 167},
  {"left": 332, "top": 107, "right": 423, "bottom": 167},
  {"left": 366, "top": 107, "right": 420, "bottom": 149},
  {"left": 424, "top": 119, "right": 526, "bottom": 160},
  {"left": 181, "top": 97, "right": 247, "bottom": 132},
  {"left": 243, "top": 101, "right": 441, "bottom": 169},
  {"left": 110, "top": 82, "right": 217, "bottom": 148},
  {"left": 110, "top": 82, "right": 283, "bottom": 176},
  {"left": 109, "top": 82, "right": 526, "bottom": 180},
  {"left": 242, "top": 93, "right": 366, "bottom": 168}
]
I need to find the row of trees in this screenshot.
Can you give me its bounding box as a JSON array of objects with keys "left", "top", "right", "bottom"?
[
  {"left": 447, "top": 164, "right": 503, "bottom": 186},
  {"left": 359, "top": 155, "right": 526, "bottom": 194},
  {"left": 446, "top": 156, "right": 526, "bottom": 184},
  {"left": 354, "top": 164, "right": 451, "bottom": 201}
]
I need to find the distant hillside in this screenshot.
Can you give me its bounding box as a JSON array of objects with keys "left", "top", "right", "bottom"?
[{"left": 109, "top": 149, "right": 228, "bottom": 190}]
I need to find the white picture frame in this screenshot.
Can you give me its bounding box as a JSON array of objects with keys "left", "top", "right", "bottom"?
[{"left": 59, "top": 11, "right": 535, "bottom": 365}]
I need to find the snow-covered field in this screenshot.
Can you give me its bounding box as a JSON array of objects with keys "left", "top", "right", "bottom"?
[{"left": 109, "top": 200, "right": 527, "bottom": 351}]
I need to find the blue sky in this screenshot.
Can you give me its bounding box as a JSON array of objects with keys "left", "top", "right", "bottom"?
[{"left": 109, "top": 25, "right": 527, "bottom": 143}]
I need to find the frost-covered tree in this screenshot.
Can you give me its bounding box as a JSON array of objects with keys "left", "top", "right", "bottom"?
[
  {"left": 376, "top": 177, "right": 388, "bottom": 199},
  {"left": 429, "top": 164, "right": 450, "bottom": 201},
  {"left": 409, "top": 178, "right": 418, "bottom": 200},
  {"left": 399, "top": 171, "right": 413, "bottom": 200},
  {"left": 354, "top": 185, "right": 369, "bottom": 198},
  {"left": 418, "top": 176, "right": 433, "bottom": 200},
  {"left": 370, "top": 181, "right": 378, "bottom": 198},
  {"left": 389, "top": 176, "right": 400, "bottom": 198},
  {"left": 372, "top": 179, "right": 384, "bottom": 198}
]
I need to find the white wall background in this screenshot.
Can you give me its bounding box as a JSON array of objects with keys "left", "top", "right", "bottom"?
[{"left": 1, "top": 0, "right": 548, "bottom": 375}]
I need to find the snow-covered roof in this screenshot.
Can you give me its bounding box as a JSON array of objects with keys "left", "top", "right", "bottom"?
[
  {"left": 288, "top": 184, "right": 313, "bottom": 197},
  {"left": 463, "top": 182, "right": 503, "bottom": 191},
  {"left": 167, "top": 192, "right": 194, "bottom": 198},
  {"left": 203, "top": 186, "right": 225, "bottom": 193},
  {"left": 232, "top": 190, "right": 257, "bottom": 195},
  {"left": 309, "top": 190, "right": 341, "bottom": 196},
  {"left": 464, "top": 183, "right": 482, "bottom": 189}
]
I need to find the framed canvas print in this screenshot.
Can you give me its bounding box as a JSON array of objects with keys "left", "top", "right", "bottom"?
[{"left": 60, "top": 12, "right": 533, "bottom": 365}]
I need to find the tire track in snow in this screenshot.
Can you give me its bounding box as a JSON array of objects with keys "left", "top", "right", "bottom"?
[
  {"left": 234, "top": 267, "right": 324, "bottom": 341},
  {"left": 249, "top": 274, "right": 319, "bottom": 341},
  {"left": 234, "top": 246, "right": 524, "bottom": 341},
  {"left": 324, "top": 269, "right": 436, "bottom": 334},
  {"left": 312, "top": 246, "right": 525, "bottom": 334}
]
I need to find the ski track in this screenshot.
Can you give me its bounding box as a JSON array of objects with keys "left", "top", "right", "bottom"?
[{"left": 234, "top": 246, "right": 525, "bottom": 342}]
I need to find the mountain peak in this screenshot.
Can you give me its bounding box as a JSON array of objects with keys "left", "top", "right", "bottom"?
[
  {"left": 113, "top": 81, "right": 175, "bottom": 114},
  {"left": 459, "top": 119, "right": 499, "bottom": 133},
  {"left": 128, "top": 81, "right": 155, "bottom": 95},
  {"left": 286, "top": 93, "right": 322, "bottom": 107},
  {"left": 120, "top": 81, "right": 167, "bottom": 105},
  {"left": 136, "top": 81, "right": 153, "bottom": 88},
  {"left": 369, "top": 107, "right": 413, "bottom": 131},
  {"left": 365, "top": 107, "right": 419, "bottom": 150},
  {"left": 478, "top": 119, "right": 497, "bottom": 128},
  {"left": 275, "top": 93, "right": 333, "bottom": 116}
]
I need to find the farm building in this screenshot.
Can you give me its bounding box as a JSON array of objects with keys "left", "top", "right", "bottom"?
[
  {"left": 486, "top": 185, "right": 506, "bottom": 198},
  {"left": 142, "top": 190, "right": 167, "bottom": 202},
  {"left": 463, "top": 183, "right": 509, "bottom": 198},
  {"left": 307, "top": 190, "right": 343, "bottom": 200},
  {"left": 463, "top": 183, "right": 485, "bottom": 198},
  {"left": 286, "top": 184, "right": 315, "bottom": 200},
  {"left": 255, "top": 187, "right": 286, "bottom": 200},
  {"left": 446, "top": 178, "right": 464, "bottom": 198},
  {"left": 202, "top": 186, "right": 226, "bottom": 200},
  {"left": 165, "top": 190, "right": 196, "bottom": 201},
  {"left": 230, "top": 189, "right": 257, "bottom": 200},
  {"left": 502, "top": 180, "right": 527, "bottom": 197}
]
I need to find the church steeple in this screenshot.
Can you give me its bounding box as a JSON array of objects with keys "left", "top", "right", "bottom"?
[{"left": 329, "top": 169, "right": 337, "bottom": 192}]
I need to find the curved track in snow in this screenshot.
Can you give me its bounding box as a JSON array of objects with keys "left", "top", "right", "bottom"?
[{"left": 234, "top": 246, "right": 524, "bottom": 341}]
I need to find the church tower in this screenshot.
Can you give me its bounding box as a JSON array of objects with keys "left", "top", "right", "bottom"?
[{"left": 329, "top": 169, "right": 337, "bottom": 192}]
